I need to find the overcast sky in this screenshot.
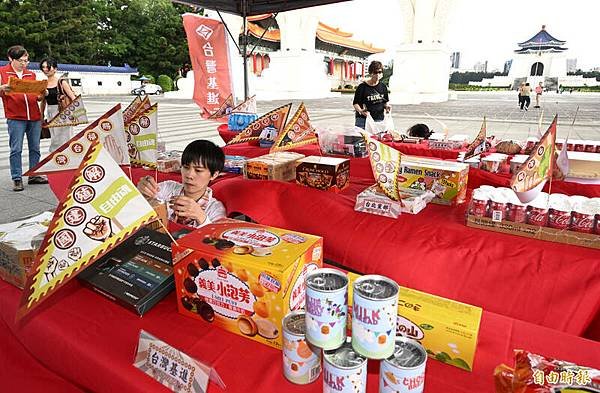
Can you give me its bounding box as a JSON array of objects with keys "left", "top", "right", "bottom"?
[{"left": 318, "top": 0, "right": 600, "bottom": 71}]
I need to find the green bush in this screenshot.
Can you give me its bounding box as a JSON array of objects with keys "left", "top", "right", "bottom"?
[{"left": 157, "top": 74, "right": 173, "bottom": 92}]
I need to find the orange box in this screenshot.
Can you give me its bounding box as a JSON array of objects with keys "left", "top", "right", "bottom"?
[{"left": 172, "top": 219, "right": 323, "bottom": 349}]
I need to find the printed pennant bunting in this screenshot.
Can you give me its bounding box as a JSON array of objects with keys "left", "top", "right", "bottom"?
[
  {"left": 510, "top": 115, "right": 558, "bottom": 203},
  {"left": 231, "top": 95, "right": 257, "bottom": 114},
  {"left": 227, "top": 103, "right": 292, "bottom": 145},
  {"left": 124, "top": 95, "right": 151, "bottom": 126},
  {"left": 17, "top": 140, "right": 157, "bottom": 319},
  {"left": 363, "top": 134, "right": 402, "bottom": 201},
  {"left": 204, "top": 94, "right": 234, "bottom": 121},
  {"left": 126, "top": 104, "right": 158, "bottom": 168},
  {"left": 25, "top": 104, "right": 130, "bottom": 175},
  {"left": 46, "top": 95, "right": 88, "bottom": 128},
  {"left": 270, "top": 103, "right": 317, "bottom": 152},
  {"left": 464, "top": 117, "right": 487, "bottom": 160}
]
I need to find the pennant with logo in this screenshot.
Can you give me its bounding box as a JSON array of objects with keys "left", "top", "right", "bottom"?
[
  {"left": 25, "top": 104, "right": 130, "bottom": 175},
  {"left": 364, "top": 134, "right": 402, "bottom": 201},
  {"left": 464, "top": 117, "right": 487, "bottom": 160},
  {"left": 231, "top": 95, "right": 257, "bottom": 114},
  {"left": 227, "top": 103, "right": 292, "bottom": 145},
  {"left": 17, "top": 140, "right": 157, "bottom": 318},
  {"left": 270, "top": 103, "right": 317, "bottom": 152},
  {"left": 182, "top": 13, "right": 233, "bottom": 118},
  {"left": 46, "top": 95, "right": 88, "bottom": 128},
  {"left": 205, "top": 94, "right": 234, "bottom": 121},
  {"left": 126, "top": 104, "right": 158, "bottom": 168},
  {"left": 124, "top": 95, "right": 151, "bottom": 126},
  {"left": 510, "top": 115, "right": 557, "bottom": 203}
]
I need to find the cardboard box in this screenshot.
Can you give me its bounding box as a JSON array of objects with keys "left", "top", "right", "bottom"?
[
  {"left": 0, "top": 211, "right": 53, "bottom": 289},
  {"left": 78, "top": 227, "right": 175, "bottom": 315},
  {"left": 172, "top": 218, "right": 323, "bottom": 349},
  {"left": 157, "top": 151, "right": 182, "bottom": 173},
  {"left": 244, "top": 152, "right": 305, "bottom": 181},
  {"left": 355, "top": 184, "right": 435, "bottom": 218},
  {"left": 398, "top": 156, "right": 469, "bottom": 205},
  {"left": 296, "top": 156, "right": 350, "bottom": 192},
  {"left": 347, "top": 272, "right": 482, "bottom": 372},
  {"left": 466, "top": 214, "right": 600, "bottom": 250},
  {"left": 224, "top": 155, "right": 246, "bottom": 174}
]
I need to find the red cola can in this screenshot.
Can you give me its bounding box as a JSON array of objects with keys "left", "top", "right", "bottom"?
[
  {"left": 547, "top": 209, "right": 572, "bottom": 230},
  {"left": 595, "top": 214, "right": 600, "bottom": 234},
  {"left": 596, "top": 145, "right": 600, "bottom": 154},
  {"left": 574, "top": 142, "right": 585, "bottom": 152},
  {"left": 566, "top": 142, "right": 574, "bottom": 151},
  {"left": 571, "top": 211, "right": 595, "bottom": 233},
  {"left": 528, "top": 207, "right": 549, "bottom": 227},
  {"left": 489, "top": 201, "right": 508, "bottom": 221},
  {"left": 470, "top": 198, "right": 489, "bottom": 217},
  {"left": 555, "top": 141, "right": 564, "bottom": 150},
  {"left": 584, "top": 142, "right": 596, "bottom": 153},
  {"left": 507, "top": 204, "right": 527, "bottom": 223}
]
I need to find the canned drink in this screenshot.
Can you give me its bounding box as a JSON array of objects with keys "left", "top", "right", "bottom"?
[
  {"left": 584, "top": 141, "right": 596, "bottom": 153},
  {"left": 282, "top": 311, "right": 322, "bottom": 385},
  {"left": 305, "top": 268, "right": 348, "bottom": 350},
  {"left": 352, "top": 275, "right": 399, "bottom": 359},
  {"left": 507, "top": 203, "right": 527, "bottom": 223},
  {"left": 488, "top": 200, "right": 508, "bottom": 221},
  {"left": 571, "top": 211, "right": 595, "bottom": 233},
  {"left": 528, "top": 206, "right": 549, "bottom": 227},
  {"left": 323, "top": 339, "right": 367, "bottom": 393},
  {"left": 574, "top": 141, "right": 585, "bottom": 152},
  {"left": 547, "top": 208, "right": 572, "bottom": 229},
  {"left": 470, "top": 198, "right": 488, "bottom": 217},
  {"left": 379, "top": 337, "right": 427, "bottom": 393}
]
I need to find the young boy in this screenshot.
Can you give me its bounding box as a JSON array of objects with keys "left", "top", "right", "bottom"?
[{"left": 137, "top": 140, "right": 225, "bottom": 227}]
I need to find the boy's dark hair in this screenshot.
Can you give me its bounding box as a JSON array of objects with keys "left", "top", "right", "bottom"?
[
  {"left": 7, "top": 45, "right": 27, "bottom": 60},
  {"left": 40, "top": 57, "right": 58, "bottom": 70},
  {"left": 408, "top": 123, "right": 431, "bottom": 139},
  {"left": 368, "top": 60, "right": 383, "bottom": 75},
  {"left": 181, "top": 140, "right": 224, "bottom": 175}
]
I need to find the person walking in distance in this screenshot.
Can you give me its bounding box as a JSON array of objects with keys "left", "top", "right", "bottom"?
[
  {"left": 534, "top": 82, "right": 543, "bottom": 108},
  {"left": 0, "top": 45, "right": 47, "bottom": 191},
  {"left": 520, "top": 82, "right": 532, "bottom": 111}
]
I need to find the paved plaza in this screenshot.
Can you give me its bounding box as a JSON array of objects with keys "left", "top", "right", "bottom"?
[{"left": 1, "top": 91, "right": 599, "bottom": 223}]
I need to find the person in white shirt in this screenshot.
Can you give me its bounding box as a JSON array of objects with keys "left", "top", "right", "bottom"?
[{"left": 137, "top": 140, "right": 225, "bottom": 227}]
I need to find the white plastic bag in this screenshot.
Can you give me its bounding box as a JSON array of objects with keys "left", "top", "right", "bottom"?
[{"left": 365, "top": 113, "right": 398, "bottom": 139}]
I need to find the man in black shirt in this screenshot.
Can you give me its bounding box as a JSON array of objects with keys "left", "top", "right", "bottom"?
[{"left": 353, "top": 61, "right": 391, "bottom": 129}]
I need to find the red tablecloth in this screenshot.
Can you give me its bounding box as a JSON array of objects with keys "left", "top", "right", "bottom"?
[
  {"left": 2, "top": 280, "right": 598, "bottom": 393},
  {"left": 210, "top": 176, "right": 600, "bottom": 337}
]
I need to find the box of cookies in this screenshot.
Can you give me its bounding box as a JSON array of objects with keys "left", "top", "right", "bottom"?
[
  {"left": 295, "top": 156, "right": 350, "bottom": 193},
  {"left": 243, "top": 152, "right": 305, "bottom": 181},
  {"left": 172, "top": 218, "right": 323, "bottom": 349}
]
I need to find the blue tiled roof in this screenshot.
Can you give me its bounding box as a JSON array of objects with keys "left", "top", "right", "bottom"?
[
  {"left": 0, "top": 61, "right": 138, "bottom": 74},
  {"left": 518, "top": 27, "right": 566, "bottom": 49}
]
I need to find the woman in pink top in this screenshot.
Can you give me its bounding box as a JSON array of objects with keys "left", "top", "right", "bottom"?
[{"left": 534, "top": 82, "right": 543, "bottom": 108}]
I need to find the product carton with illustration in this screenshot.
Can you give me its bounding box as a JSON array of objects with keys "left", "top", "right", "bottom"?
[
  {"left": 398, "top": 156, "right": 469, "bottom": 205},
  {"left": 172, "top": 219, "right": 323, "bottom": 349},
  {"left": 347, "top": 272, "right": 482, "bottom": 371}
]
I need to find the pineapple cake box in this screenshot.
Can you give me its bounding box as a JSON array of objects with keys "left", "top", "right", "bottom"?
[{"left": 172, "top": 219, "right": 323, "bottom": 349}]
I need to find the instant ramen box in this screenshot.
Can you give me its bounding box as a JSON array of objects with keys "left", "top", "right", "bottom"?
[{"left": 172, "top": 218, "right": 323, "bottom": 349}]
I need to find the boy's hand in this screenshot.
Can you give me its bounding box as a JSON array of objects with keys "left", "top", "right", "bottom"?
[
  {"left": 170, "top": 195, "right": 207, "bottom": 223},
  {"left": 137, "top": 176, "right": 159, "bottom": 199},
  {"left": 0, "top": 84, "right": 10, "bottom": 94}
]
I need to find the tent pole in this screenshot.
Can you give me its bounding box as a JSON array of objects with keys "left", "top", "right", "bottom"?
[{"left": 242, "top": 0, "right": 249, "bottom": 100}]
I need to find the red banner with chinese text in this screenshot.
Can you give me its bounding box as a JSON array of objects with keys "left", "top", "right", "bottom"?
[{"left": 183, "top": 13, "right": 233, "bottom": 118}]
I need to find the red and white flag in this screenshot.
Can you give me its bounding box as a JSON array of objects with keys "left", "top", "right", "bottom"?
[
  {"left": 183, "top": 13, "right": 233, "bottom": 119},
  {"left": 270, "top": 103, "right": 317, "bottom": 152}
]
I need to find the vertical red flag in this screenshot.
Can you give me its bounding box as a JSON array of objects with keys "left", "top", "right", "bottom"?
[{"left": 183, "top": 13, "right": 233, "bottom": 118}]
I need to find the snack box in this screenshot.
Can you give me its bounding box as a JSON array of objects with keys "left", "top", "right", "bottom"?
[
  {"left": 0, "top": 211, "right": 53, "bottom": 289},
  {"left": 78, "top": 227, "right": 174, "bottom": 315},
  {"left": 398, "top": 156, "right": 469, "bottom": 205},
  {"left": 224, "top": 155, "right": 247, "bottom": 174},
  {"left": 172, "top": 218, "right": 323, "bottom": 349},
  {"left": 355, "top": 184, "right": 435, "bottom": 218},
  {"left": 295, "top": 156, "right": 350, "bottom": 193},
  {"left": 157, "top": 150, "right": 182, "bottom": 173},
  {"left": 244, "top": 152, "right": 305, "bottom": 181},
  {"left": 347, "top": 272, "right": 482, "bottom": 372}
]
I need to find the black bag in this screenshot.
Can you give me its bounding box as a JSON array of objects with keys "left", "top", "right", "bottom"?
[{"left": 41, "top": 124, "right": 51, "bottom": 139}]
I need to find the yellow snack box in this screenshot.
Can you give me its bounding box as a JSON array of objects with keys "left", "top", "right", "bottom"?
[
  {"left": 347, "top": 272, "right": 482, "bottom": 371},
  {"left": 173, "top": 219, "right": 322, "bottom": 349}
]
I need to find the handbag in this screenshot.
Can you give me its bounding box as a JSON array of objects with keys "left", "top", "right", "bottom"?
[
  {"left": 57, "top": 79, "right": 71, "bottom": 111},
  {"left": 41, "top": 124, "right": 51, "bottom": 139}
]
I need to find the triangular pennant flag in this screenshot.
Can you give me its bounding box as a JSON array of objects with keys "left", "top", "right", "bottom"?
[
  {"left": 227, "top": 103, "right": 292, "bottom": 145},
  {"left": 270, "top": 103, "right": 318, "bottom": 152},
  {"left": 122, "top": 96, "right": 142, "bottom": 125},
  {"left": 536, "top": 108, "right": 544, "bottom": 139},
  {"left": 510, "top": 115, "right": 558, "bottom": 203},
  {"left": 126, "top": 104, "right": 158, "bottom": 168},
  {"left": 231, "top": 95, "right": 257, "bottom": 114},
  {"left": 124, "top": 96, "right": 151, "bottom": 126},
  {"left": 556, "top": 136, "right": 570, "bottom": 179},
  {"left": 25, "top": 105, "right": 131, "bottom": 175},
  {"left": 363, "top": 134, "right": 402, "bottom": 201},
  {"left": 204, "top": 94, "right": 234, "bottom": 120},
  {"left": 46, "top": 95, "right": 88, "bottom": 128},
  {"left": 464, "top": 117, "right": 487, "bottom": 159},
  {"left": 17, "top": 140, "right": 158, "bottom": 319}
]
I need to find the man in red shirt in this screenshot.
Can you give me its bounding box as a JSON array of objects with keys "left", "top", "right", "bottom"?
[{"left": 0, "top": 45, "right": 47, "bottom": 191}]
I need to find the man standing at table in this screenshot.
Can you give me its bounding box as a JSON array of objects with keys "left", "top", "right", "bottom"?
[{"left": 0, "top": 45, "right": 47, "bottom": 191}]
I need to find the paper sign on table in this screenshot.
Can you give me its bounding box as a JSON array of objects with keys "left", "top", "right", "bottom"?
[{"left": 134, "top": 330, "right": 225, "bottom": 393}]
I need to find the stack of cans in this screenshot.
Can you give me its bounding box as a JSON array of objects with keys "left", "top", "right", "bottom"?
[{"left": 281, "top": 267, "right": 428, "bottom": 393}]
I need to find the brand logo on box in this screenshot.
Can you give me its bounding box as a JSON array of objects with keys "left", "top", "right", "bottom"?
[
  {"left": 396, "top": 315, "right": 424, "bottom": 340},
  {"left": 222, "top": 228, "right": 280, "bottom": 248},
  {"left": 195, "top": 269, "right": 256, "bottom": 319}
]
